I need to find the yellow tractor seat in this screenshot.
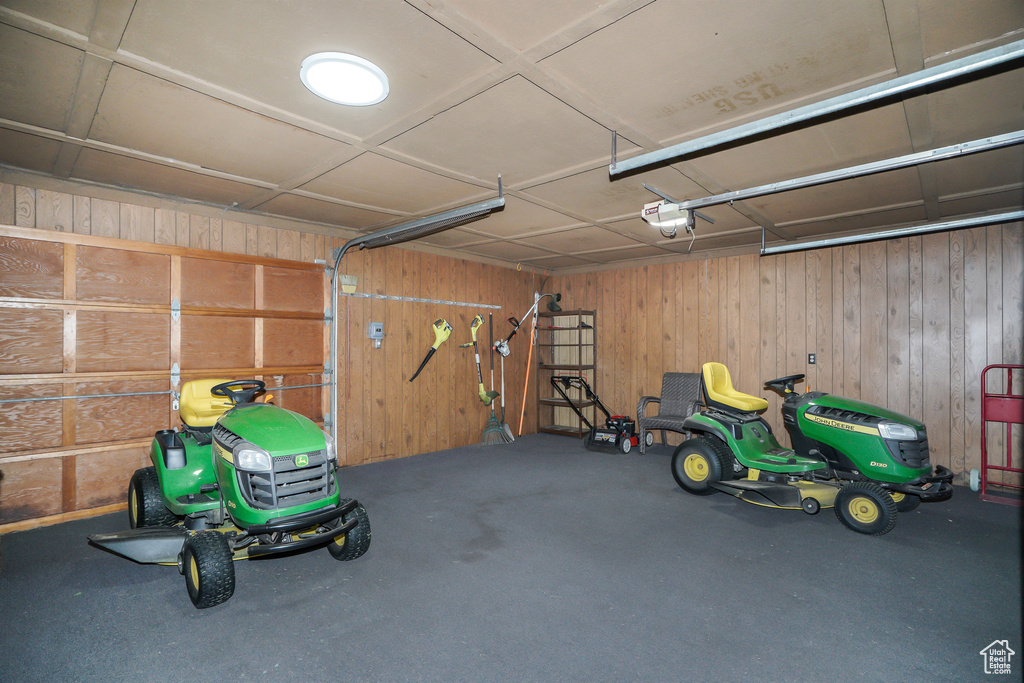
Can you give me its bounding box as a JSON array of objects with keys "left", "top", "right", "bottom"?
[
  {"left": 179, "top": 379, "right": 234, "bottom": 428},
  {"left": 701, "top": 362, "right": 769, "bottom": 414}
]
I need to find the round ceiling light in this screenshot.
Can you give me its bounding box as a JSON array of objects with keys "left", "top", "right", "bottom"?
[{"left": 299, "top": 52, "right": 389, "bottom": 106}]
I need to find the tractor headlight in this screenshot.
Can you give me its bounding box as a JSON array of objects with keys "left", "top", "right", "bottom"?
[
  {"left": 878, "top": 422, "right": 917, "bottom": 441},
  {"left": 323, "top": 430, "right": 337, "bottom": 464},
  {"left": 234, "top": 444, "right": 272, "bottom": 471}
]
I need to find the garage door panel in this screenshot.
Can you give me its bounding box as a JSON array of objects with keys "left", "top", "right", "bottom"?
[
  {"left": 0, "top": 308, "right": 64, "bottom": 374},
  {"left": 76, "top": 445, "right": 150, "bottom": 509},
  {"left": 264, "top": 319, "right": 323, "bottom": 367},
  {"left": 263, "top": 266, "right": 323, "bottom": 313},
  {"left": 0, "top": 384, "right": 63, "bottom": 452},
  {"left": 77, "top": 246, "right": 170, "bottom": 304},
  {"left": 181, "top": 257, "right": 254, "bottom": 309},
  {"left": 75, "top": 380, "right": 169, "bottom": 445},
  {"left": 267, "top": 374, "right": 323, "bottom": 422},
  {"left": 180, "top": 315, "right": 255, "bottom": 369},
  {"left": 0, "top": 236, "right": 64, "bottom": 298},
  {"left": 0, "top": 459, "right": 62, "bottom": 524},
  {"left": 76, "top": 311, "right": 170, "bottom": 372}
]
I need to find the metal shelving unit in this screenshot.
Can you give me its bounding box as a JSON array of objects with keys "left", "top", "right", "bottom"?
[{"left": 536, "top": 310, "right": 595, "bottom": 437}]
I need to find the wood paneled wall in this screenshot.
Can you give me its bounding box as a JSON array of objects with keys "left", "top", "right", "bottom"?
[
  {"left": 553, "top": 224, "right": 1024, "bottom": 481},
  {"left": 333, "top": 247, "right": 536, "bottom": 466},
  {"left": 0, "top": 181, "right": 537, "bottom": 531}
]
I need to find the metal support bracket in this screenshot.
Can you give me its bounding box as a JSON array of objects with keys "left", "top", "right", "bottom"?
[
  {"left": 170, "top": 298, "right": 180, "bottom": 322},
  {"left": 170, "top": 362, "right": 180, "bottom": 388}
]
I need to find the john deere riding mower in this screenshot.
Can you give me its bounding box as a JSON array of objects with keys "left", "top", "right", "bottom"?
[
  {"left": 671, "top": 362, "right": 953, "bottom": 535},
  {"left": 89, "top": 379, "right": 370, "bottom": 608}
]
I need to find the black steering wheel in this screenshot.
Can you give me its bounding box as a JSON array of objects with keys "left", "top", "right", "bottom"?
[
  {"left": 210, "top": 379, "right": 266, "bottom": 405},
  {"left": 764, "top": 374, "right": 805, "bottom": 395}
]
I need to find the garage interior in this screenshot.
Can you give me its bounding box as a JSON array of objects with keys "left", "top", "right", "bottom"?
[{"left": 0, "top": 1, "right": 1021, "bottom": 680}]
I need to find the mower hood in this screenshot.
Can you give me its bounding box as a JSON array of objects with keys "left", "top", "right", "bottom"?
[
  {"left": 217, "top": 404, "right": 327, "bottom": 454},
  {"left": 809, "top": 395, "right": 926, "bottom": 431}
]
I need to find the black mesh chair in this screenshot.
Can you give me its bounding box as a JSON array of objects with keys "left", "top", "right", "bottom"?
[{"left": 637, "top": 372, "right": 703, "bottom": 454}]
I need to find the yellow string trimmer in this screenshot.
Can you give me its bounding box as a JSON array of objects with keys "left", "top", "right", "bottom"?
[
  {"left": 459, "top": 314, "right": 500, "bottom": 406},
  {"left": 409, "top": 318, "right": 452, "bottom": 382}
]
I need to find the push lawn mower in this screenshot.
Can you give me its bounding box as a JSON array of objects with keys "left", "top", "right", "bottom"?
[
  {"left": 550, "top": 375, "right": 652, "bottom": 454},
  {"left": 89, "top": 379, "right": 370, "bottom": 608},
  {"left": 671, "top": 362, "right": 953, "bottom": 535}
]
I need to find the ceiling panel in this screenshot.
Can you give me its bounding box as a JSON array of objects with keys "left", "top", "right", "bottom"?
[
  {"left": 72, "top": 148, "right": 266, "bottom": 206},
  {"left": 779, "top": 205, "right": 930, "bottom": 240},
  {"left": 460, "top": 196, "right": 579, "bottom": 240},
  {"left": 301, "top": 153, "right": 490, "bottom": 213},
  {"left": 927, "top": 68, "right": 1024, "bottom": 145},
  {"left": 541, "top": 0, "right": 894, "bottom": 143},
  {"left": 684, "top": 104, "right": 915, "bottom": 190},
  {"left": 933, "top": 147, "right": 1024, "bottom": 199},
  {"left": 918, "top": 1, "right": 1024, "bottom": 57},
  {"left": 525, "top": 254, "right": 598, "bottom": 269},
  {"left": 442, "top": 0, "right": 611, "bottom": 52},
  {"left": 575, "top": 244, "right": 671, "bottom": 264},
  {"left": 117, "top": 0, "right": 497, "bottom": 139},
  {"left": 253, "top": 194, "right": 394, "bottom": 230},
  {"left": 460, "top": 241, "right": 557, "bottom": 261},
  {"left": 0, "top": 0, "right": 98, "bottom": 36},
  {"left": 523, "top": 165, "right": 707, "bottom": 222},
  {"left": 0, "top": 129, "right": 62, "bottom": 173},
  {"left": 0, "top": 24, "right": 83, "bottom": 131},
  {"left": 939, "top": 189, "right": 1024, "bottom": 218},
  {"left": 382, "top": 76, "right": 613, "bottom": 185},
  {"left": 1, "top": 0, "right": 1021, "bottom": 272},
  {"left": 90, "top": 65, "right": 350, "bottom": 183},
  {"left": 660, "top": 231, "right": 761, "bottom": 254},
  {"left": 747, "top": 167, "right": 925, "bottom": 224},
  {"left": 524, "top": 226, "right": 642, "bottom": 253}
]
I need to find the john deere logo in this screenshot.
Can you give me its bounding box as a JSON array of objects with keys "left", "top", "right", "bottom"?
[{"left": 295, "top": 453, "right": 309, "bottom": 467}]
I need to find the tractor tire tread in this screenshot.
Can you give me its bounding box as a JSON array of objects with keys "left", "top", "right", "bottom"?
[
  {"left": 834, "top": 482, "right": 898, "bottom": 536},
  {"left": 129, "top": 466, "right": 177, "bottom": 528},
  {"left": 671, "top": 436, "right": 726, "bottom": 496},
  {"left": 183, "top": 531, "right": 235, "bottom": 609},
  {"left": 328, "top": 499, "right": 372, "bottom": 562}
]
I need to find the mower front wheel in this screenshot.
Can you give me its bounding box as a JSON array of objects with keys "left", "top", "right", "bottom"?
[
  {"left": 671, "top": 437, "right": 730, "bottom": 495},
  {"left": 327, "top": 500, "right": 371, "bottom": 561},
  {"left": 835, "top": 482, "right": 898, "bottom": 535},
  {"left": 128, "top": 467, "right": 177, "bottom": 529},
  {"left": 181, "top": 531, "right": 235, "bottom": 609}
]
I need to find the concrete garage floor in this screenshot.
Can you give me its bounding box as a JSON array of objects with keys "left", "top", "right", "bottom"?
[{"left": 1, "top": 433, "right": 1020, "bottom": 682}]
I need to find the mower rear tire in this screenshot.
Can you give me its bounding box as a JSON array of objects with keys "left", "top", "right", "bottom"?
[
  {"left": 620, "top": 437, "right": 632, "bottom": 454},
  {"left": 644, "top": 431, "right": 655, "bottom": 448},
  {"left": 889, "top": 491, "right": 921, "bottom": 513},
  {"left": 182, "top": 531, "right": 235, "bottom": 609},
  {"left": 835, "top": 482, "right": 898, "bottom": 535},
  {"left": 327, "top": 500, "right": 371, "bottom": 561},
  {"left": 128, "top": 467, "right": 177, "bottom": 529},
  {"left": 671, "top": 437, "right": 729, "bottom": 495}
]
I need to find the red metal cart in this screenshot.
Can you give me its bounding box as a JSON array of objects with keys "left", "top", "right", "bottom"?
[{"left": 979, "top": 364, "right": 1024, "bottom": 506}]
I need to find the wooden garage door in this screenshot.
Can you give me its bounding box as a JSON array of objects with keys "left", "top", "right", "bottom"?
[{"left": 0, "top": 225, "right": 326, "bottom": 529}]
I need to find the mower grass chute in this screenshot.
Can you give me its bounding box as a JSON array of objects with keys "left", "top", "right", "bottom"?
[
  {"left": 671, "top": 362, "right": 953, "bottom": 535},
  {"left": 89, "top": 378, "right": 370, "bottom": 609}
]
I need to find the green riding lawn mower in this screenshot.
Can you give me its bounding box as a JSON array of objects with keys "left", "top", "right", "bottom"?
[
  {"left": 88, "top": 379, "right": 370, "bottom": 608},
  {"left": 672, "top": 362, "right": 953, "bottom": 535}
]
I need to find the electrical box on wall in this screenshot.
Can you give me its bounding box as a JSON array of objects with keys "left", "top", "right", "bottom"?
[{"left": 368, "top": 322, "right": 384, "bottom": 349}]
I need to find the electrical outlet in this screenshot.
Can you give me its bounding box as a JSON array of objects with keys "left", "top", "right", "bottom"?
[{"left": 808, "top": 353, "right": 816, "bottom": 365}]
